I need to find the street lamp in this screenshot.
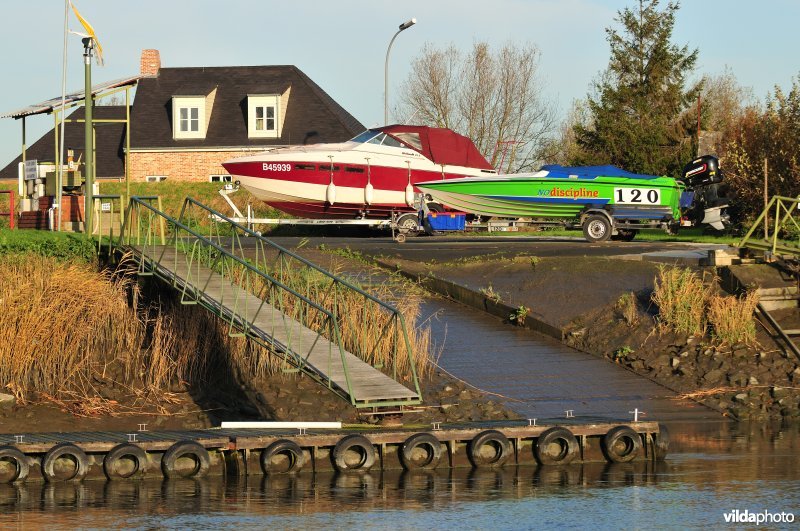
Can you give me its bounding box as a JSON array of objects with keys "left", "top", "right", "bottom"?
[{"left": 384, "top": 18, "right": 416, "bottom": 125}]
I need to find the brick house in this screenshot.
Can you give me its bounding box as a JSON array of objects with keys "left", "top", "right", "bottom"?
[{"left": 0, "top": 50, "right": 364, "bottom": 183}]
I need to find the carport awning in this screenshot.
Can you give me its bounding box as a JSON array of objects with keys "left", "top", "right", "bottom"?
[{"left": 0, "top": 75, "right": 141, "bottom": 119}]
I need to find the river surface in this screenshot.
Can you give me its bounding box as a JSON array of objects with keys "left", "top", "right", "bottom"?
[{"left": 2, "top": 297, "right": 798, "bottom": 529}]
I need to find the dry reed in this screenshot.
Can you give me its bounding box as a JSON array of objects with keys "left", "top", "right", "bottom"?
[
  {"left": 707, "top": 290, "right": 760, "bottom": 345},
  {"left": 615, "top": 291, "right": 640, "bottom": 327},
  {"left": 0, "top": 254, "right": 142, "bottom": 402},
  {"left": 651, "top": 265, "right": 713, "bottom": 336}
]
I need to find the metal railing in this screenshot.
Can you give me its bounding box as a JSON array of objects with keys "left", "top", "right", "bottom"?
[
  {"left": 738, "top": 195, "right": 800, "bottom": 257},
  {"left": 117, "top": 196, "right": 422, "bottom": 407}
]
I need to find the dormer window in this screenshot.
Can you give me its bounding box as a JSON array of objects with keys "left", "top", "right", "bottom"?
[
  {"left": 172, "top": 95, "right": 207, "bottom": 140},
  {"left": 179, "top": 107, "right": 199, "bottom": 133},
  {"left": 248, "top": 95, "right": 280, "bottom": 138}
]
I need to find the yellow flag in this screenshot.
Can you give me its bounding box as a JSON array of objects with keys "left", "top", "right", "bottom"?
[{"left": 70, "top": 1, "right": 104, "bottom": 65}]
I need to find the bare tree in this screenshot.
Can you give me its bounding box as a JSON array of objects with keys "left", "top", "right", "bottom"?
[{"left": 397, "top": 41, "right": 557, "bottom": 172}]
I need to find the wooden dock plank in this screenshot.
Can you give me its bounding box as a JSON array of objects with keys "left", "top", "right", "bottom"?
[{"left": 128, "top": 245, "right": 419, "bottom": 403}]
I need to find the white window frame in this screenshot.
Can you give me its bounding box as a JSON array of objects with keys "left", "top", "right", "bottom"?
[
  {"left": 248, "top": 95, "right": 280, "bottom": 138},
  {"left": 145, "top": 175, "right": 167, "bottom": 182},
  {"left": 209, "top": 174, "right": 232, "bottom": 183},
  {"left": 173, "top": 96, "right": 206, "bottom": 140}
]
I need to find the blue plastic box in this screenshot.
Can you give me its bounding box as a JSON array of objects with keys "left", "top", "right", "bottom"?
[{"left": 426, "top": 212, "right": 466, "bottom": 231}]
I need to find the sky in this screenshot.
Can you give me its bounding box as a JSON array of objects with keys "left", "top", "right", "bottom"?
[{"left": 1, "top": 0, "right": 798, "bottom": 170}]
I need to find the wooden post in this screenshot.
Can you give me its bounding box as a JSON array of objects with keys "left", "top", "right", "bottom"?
[{"left": 763, "top": 158, "right": 769, "bottom": 238}]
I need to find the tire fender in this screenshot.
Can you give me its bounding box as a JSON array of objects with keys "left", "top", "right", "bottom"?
[
  {"left": 332, "top": 434, "right": 376, "bottom": 472},
  {"left": 601, "top": 426, "right": 643, "bottom": 463},
  {"left": 399, "top": 433, "right": 442, "bottom": 471},
  {"left": 534, "top": 427, "right": 579, "bottom": 465},
  {"left": 42, "top": 443, "right": 90, "bottom": 482},
  {"left": 467, "top": 430, "right": 513, "bottom": 468},
  {"left": 0, "top": 445, "right": 30, "bottom": 483},
  {"left": 103, "top": 443, "right": 148, "bottom": 480},
  {"left": 260, "top": 439, "right": 306, "bottom": 475},
  {"left": 161, "top": 440, "right": 210, "bottom": 479}
]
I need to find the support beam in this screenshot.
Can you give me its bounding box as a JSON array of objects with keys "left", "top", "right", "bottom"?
[{"left": 83, "top": 38, "right": 94, "bottom": 237}]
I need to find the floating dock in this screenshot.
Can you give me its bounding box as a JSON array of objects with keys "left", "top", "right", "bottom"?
[{"left": 0, "top": 420, "right": 667, "bottom": 483}]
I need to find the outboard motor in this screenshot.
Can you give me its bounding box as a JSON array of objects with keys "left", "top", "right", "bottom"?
[{"left": 680, "top": 155, "right": 730, "bottom": 230}]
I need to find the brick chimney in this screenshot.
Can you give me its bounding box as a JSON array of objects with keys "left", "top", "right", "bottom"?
[{"left": 140, "top": 49, "right": 161, "bottom": 77}]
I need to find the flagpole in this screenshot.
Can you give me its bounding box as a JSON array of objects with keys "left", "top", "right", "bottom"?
[{"left": 57, "top": 0, "right": 69, "bottom": 232}]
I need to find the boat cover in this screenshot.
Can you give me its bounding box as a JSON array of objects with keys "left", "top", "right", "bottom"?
[
  {"left": 381, "top": 125, "right": 494, "bottom": 170},
  {"left": 541, "top": 164, "right": 660, "bottom": 180}
]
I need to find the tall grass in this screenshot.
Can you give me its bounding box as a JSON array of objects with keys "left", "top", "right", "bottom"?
[
  {"left": 0, "top": 250, "right": 433, "bottom": 407},
  {"left": 707, "top": 291, "right": 760, "bottom": 345},
  {"left": 0, "top": 255, "right": 141, "bottom": 401},
  {"left": 651, "top": 266, "right": 714, "bottom": 336},
  {"left": 229, "top": 256, "right": 434, "bottom": 381}
]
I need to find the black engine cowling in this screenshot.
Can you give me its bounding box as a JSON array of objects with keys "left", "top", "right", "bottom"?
[
  {"left": 680, "top": 155, "right": 730, "bottom": 230},
  {"left": 681, "top": 155, "right": 723, "bottom": 187}
]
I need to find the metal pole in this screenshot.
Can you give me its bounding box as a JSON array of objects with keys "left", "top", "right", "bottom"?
[
  {"left": 764, "top": 157, "right": 769, "bottom": 238},
  {"left": 57, "top": 0, "right": 69, "bottom": 232},
  {"left": 384, "top": 18, "right": 416, "bottom": 126},
  {"left": 83, "top": 38, "right": 94, "bottom": 237},
  {"left": 125, "top": 86, "right": 131, "bottom": 203},
  {"left": 21, "top": 116, "right": 26, "bottom": 165}
]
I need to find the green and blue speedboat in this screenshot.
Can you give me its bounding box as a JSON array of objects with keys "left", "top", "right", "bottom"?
[{"left": 416, "top": 156, "right": 728, "bottom": 242}]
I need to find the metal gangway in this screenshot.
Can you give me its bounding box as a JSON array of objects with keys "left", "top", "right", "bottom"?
[{"left": 115, "top": 197, "right": 422, "bottom": 410}]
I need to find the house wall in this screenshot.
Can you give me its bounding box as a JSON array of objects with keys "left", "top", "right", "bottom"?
[{"left": 129, "top": 150, "right": 260, "bottom": 181}]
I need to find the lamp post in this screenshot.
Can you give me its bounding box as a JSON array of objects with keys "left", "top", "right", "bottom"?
[{"left": 384, "top": 18, "right": 416, "bottom": 125}]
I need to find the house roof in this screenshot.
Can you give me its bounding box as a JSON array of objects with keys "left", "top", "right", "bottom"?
[
  {"left": 0, "top": 106, "right": 126, "bottom": 180},
  {"left": 131, "top": 65, "right": 364, "bottom": 149}
]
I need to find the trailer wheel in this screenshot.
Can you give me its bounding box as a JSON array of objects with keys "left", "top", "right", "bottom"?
[
  {"left": 396, "top": 213, "right": 420, "bottom": 233},
  {"left": 582, "top": 214, "right": 612, "bottom": 243},
  {"left": 426, "top": 203, "right": 444, "bottom": 213},
  {"left": 612, "top": 229, "right": 637, "bottom": 242}
]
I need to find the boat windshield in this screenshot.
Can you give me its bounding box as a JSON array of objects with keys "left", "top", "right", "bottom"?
[
  {"left": 350, "top": 130, "right": 407, "bottom": 149},
  {"left": 349, "top": 130, "right": 382, "bottom": 143}
]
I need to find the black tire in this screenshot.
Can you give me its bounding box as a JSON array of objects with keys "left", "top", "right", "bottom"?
[
  {"left": 260, "top": 440, "right": 306, "bottom": 475},
  {"left": 399, "top": 433, "right": 442, "bottom": 471},
  {"left": 426, "top": 203, "right": 444, "bottom": 213},
  {"left": 396, "top": 213, "right": 420, "bottom": 233},
  {"left": 332, "top": 435, "right": 376, "bottom": 472},
  {"left": 103, "top": 443, "right": 148, "bottom": 480},
  {"left": 534, "top": 427, "right": 579, "bottom": 466},
  {"left": 582, "top": 214, "right": 612, "bottom": 243},
  {"left": 467, "top": 430, "right": 513, "bottom": 468},
  {"left": 42, "top": 443, "right": 90, "bottom": 482},
  {"left": 653, "top": 423, "right": 669, "bottom": 461},
  {"left": 601, "top": 426, "right": 643, "bottom": 463},
  {"left": 0, "top": 446, "right": 29, "bottom": 483},
  {"left": 161, "top": 440, "right": 210, "bottom": 479},
  {"left": 612, "top": 229, "right": 638, "bottom": 242}
]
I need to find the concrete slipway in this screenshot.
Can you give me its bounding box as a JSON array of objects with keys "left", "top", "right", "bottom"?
[{"left": 277, "top": 235, "right": 728, "bottom": 422}]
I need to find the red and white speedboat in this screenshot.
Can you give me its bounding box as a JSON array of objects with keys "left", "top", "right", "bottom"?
[{"left": 222, "top": 125, "right": 496, "bottom": 218}]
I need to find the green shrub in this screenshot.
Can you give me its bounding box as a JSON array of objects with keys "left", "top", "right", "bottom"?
[{"left": 0, "top": 229, "right": 96, "bottom": 263}]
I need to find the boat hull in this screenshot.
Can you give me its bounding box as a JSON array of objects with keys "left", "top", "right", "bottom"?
[
  {"left": 224, "top": 159, "right": 490, "bottom": 219},
  {"left": 417, "top": 174, "right": 683, "bottom": 220}
]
